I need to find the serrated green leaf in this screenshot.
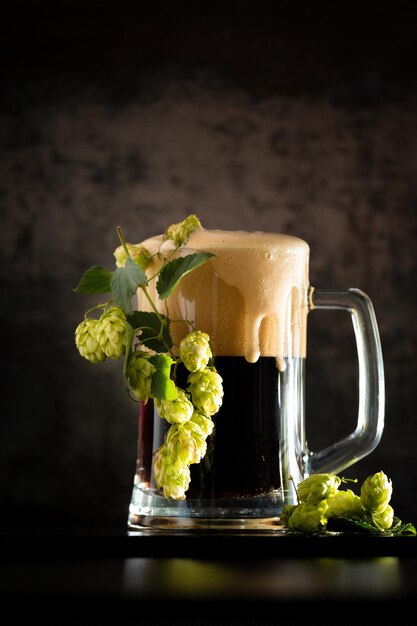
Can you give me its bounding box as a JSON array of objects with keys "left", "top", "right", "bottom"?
[
  {"left": 149, "top": 354, "right": 178, "bottom": 401},
  {"left": 156, "top": 252, "right": 214, "bottom": 300},
  {"left": 73, "top": 266, "right": 113, "bottom": 294},
  {"left": 391, "top": 522, "right": 416, "bottom": 536},
  {"left": 127, "top": 311, "right": 172, "bottom": 353},
  {"left": 326, "top": 517, "right": 381, "bottom": 534},
  {"left": 326, "top": 516, "right": 417, "bottom": 536},
  {"left": 111, "top": 257, "right": 148, "bottom": 314},
  {"left": 390, "top": 516, "right": 403, "bottom": 530}
]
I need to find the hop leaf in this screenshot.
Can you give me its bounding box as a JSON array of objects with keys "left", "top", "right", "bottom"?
[
  {"left": 156, "top": 253, "right": 214, "bottom": 300},
  {"left": 127, "top": 311, "right": 172, "bottom": 353},
  {"left": 179, "top": 330, "right": 212, "bottom": 372},
  {"left": 75, "top": 318, "right": 107, "bottom": 363},
  {"left": 73, "top": 266, "right": 113, "bottom": 295},
  {"left": 149, "top": 354, "right": 178, "bottom": 401},
  {"left": 111, "top": 257, "right": 148, "bottom": 314}
]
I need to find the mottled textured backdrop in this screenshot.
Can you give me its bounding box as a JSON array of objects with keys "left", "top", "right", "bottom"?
[{"left": 1, "top": 1, "right": 417, "bottom": 526}]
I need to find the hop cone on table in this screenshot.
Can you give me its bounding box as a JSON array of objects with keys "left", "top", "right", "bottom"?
[
  {"left": 366, "top": 504, "right": 395, "bottom": 531},
  {"left": 282, "top": 471, "right": 416, "bottom": 535},
  {"left": 360, "top": 471, "right": 393, "bottom": 513},
  {"left": 297, "top": 473, "right": 341, "bottom": 505},
  {"left": 287, "top": 501, "right": 328, "bottom": 533},
  {"left": 326, "top": 489, "right": 363, "bottom": 520}
]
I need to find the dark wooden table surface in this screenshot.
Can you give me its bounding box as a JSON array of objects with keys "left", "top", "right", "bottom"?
[{"left": 1, "top": 526, "right": 416, "bottom": 625}]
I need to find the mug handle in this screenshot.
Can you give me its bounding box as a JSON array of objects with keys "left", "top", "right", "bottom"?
[{"left": 307, "top": 288, "right": 385, "bottom": 475}]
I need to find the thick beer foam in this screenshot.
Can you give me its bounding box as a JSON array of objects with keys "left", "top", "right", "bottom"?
[{"left": 137, "top": 228, "right": 310, "bottom": 370}]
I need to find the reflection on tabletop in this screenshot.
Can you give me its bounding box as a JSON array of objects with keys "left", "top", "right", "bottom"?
[{"left": 123, "top": 556, "right": 401, "bottom": 600}]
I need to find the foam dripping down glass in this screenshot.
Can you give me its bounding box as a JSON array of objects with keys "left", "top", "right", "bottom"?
[{"left": 128, "top": 229, "right": 385, "bottom": 531}]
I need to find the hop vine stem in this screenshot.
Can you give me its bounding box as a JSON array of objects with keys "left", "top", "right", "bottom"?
[
  {"left": 116, "top": 225, "right": 175, "bottom": 357},
  {"left": 116, "top": 225, "right": 130, "bottom": 257},
  {"left": 139, "top": 284, "right": 170, "bottom": 338},
  {"left": 75, "top": 215, "right": 225, "bottom": 502}
]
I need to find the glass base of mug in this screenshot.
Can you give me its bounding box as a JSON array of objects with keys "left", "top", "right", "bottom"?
[{"left": 127, "top": 481, "right": 286, "bottom": 532}]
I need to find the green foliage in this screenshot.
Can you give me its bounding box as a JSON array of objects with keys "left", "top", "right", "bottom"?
[
  {"left": 149, "top": 354, "right": 178, "bottom": 401},
  {"left": 73, "top": 216, "right": 223, "bottom": 500},
  {"left": 111, "top": 257, "right": 148, "bottom": 314},
  {"left": 127, "top": 311, "right": 172, "bottom": 353},
  {"left": 73, "top": 266, "right": 113, "bottom": 294},
  {"left": 156, "top": 253, "right": 214, "bottom": 300},
  {"left": 326, "top": 516, "right": 416, "bottom": 536}
]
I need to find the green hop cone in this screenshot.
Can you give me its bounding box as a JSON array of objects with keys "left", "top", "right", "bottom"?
[
  {"left": 75, "top": 318, "right": 107, "bottom": 363},
  {"left": 179, "top": 330, "right": 212, "bottom": 372},
  {"left": 366, "top": 504, "right": 395, "bottom": 531},
  {"left": 96, "top": 306, "right": 128, "bottom": 360},
  {"left": 166, "top": 421, "right": 207, "bottom": 466},
  {"left": 297, "top": 473, "right": 342, "bottom": 505},
  {"left": 127, "top": 353, "right": 155, "bottom": 403},
  {"left": 165, "top": 214, "right": 202, "bottom": 247},
  {"left": 187, "top": 367, "right": 224, "bottom": 417},
  {"left": 153, "top": 444, "right": 191, "bottom": 500},
  {"left": 113, "top": 243, "right": 151, "bottom": 270},
  {"left": 287, "top": 501, "right": 328, "bottom": 533},
  {"left": 190, "top": 410, "right": 214, "bottom": 438},
  {"left": 155, "top": 388, "right": 194, "bottom": 424},
  {"left": 326, "top": 489, "right": 363, "bottom": 520},
  {"left": 281, "top": 504, "right": 298, "bottom": 527},
  {"left": 360, "top": 471, "right": 393, "bottom": 513}
]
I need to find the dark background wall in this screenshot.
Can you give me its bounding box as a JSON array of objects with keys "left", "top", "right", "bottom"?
[{"left": 1, "top": 0, "right": 416, "bottom": 528}]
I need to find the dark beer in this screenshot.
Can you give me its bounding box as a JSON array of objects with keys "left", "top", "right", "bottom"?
[
  {"left": 135, "top": 358, "right": 281, "bottom": 499},
  {"left": 186, "top": 356, "right": 281, "bottom": 499}
]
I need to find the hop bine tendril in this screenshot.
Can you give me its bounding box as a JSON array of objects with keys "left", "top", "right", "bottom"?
[{"left": 74, "top": 214, "right": 223, "bottom": 500}]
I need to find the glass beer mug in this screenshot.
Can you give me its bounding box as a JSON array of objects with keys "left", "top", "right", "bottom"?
[{"left": 128, "top": 229, "right": 384, "bottom": 531}]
